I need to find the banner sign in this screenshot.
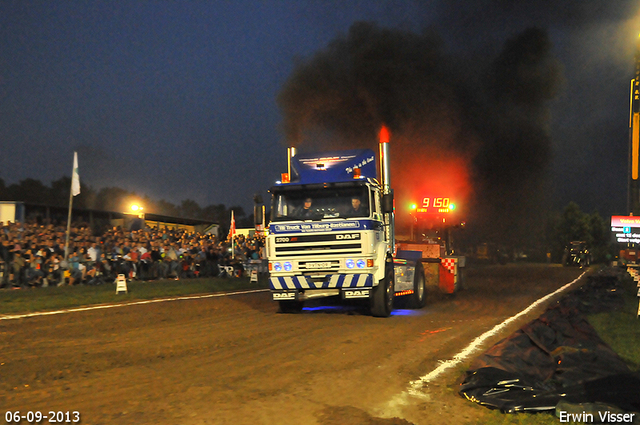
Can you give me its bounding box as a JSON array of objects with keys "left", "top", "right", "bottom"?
[
  {"left": 611, "top": 216, "right": 640, "bottom": 243},
  {"left": 270, "top": 219, "right": 378, "bottom": 234},
  {"left": 611, "top": 216, "right": 640, "bottom": 227}
]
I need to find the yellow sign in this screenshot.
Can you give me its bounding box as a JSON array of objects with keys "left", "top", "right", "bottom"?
[{"left": 634, "top": 113, "right": 640, "bottom": 180}]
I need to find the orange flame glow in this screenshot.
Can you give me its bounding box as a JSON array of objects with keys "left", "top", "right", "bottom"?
[{"left": 379, "top": 125, "right": 390, "bottom": 144}]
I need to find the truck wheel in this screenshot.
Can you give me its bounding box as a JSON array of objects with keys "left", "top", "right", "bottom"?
[
  {"left": 370, "top": 256, "right": 394, "bottom": 317},
  {"left": 408, "top": 261, "right": 427, "bottom": 309},
  {"left": 279, "top": 301, "right": 304, "bottom": 313}
]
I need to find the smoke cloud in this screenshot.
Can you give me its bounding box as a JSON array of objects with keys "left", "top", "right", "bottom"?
[{"left": 278, "top": 22, "right": 563, "bottom": 247}]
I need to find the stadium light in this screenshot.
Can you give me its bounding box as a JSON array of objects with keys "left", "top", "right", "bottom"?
[{"left": 130, "top": 204, "right": 145, "bottom": 219}]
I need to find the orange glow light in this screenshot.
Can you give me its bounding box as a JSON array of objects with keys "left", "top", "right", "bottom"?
[{"left": 379, "top": 125, "right": 390, "bottom": 144}]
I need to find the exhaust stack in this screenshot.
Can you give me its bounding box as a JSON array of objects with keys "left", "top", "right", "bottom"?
[
  {"left": 379, "top": 125, "right": 391, "bottom": 195},
  {"left": 379, "top": 125, "right": 394, "bottom": 252},
  {"left": 282, "top": 147, "right": 296, "bottom": 183},
  {"left": 287, "top": 147, "right": 296, "bottom": 177}
]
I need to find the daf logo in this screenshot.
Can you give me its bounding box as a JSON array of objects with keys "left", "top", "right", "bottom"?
[
  {"left": 273, "top": 292, "right": 296, "bottom": 300},
  {"left": 343, "top": 289, "right": 370, "bottom": 299},
  {"left": 336, "top": 234, "right": 359, "bottom": 240}
]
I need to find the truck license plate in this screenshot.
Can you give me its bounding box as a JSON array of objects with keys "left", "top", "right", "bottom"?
[{"left": 306, "top": 262, "right": 332, "bottom": 269}]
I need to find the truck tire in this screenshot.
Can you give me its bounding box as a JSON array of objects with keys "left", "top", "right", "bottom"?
[
  {"left": 279, "top": 301, "right": 304, "bottom": 313},
  {"left": 408, "top": 261, "right": 427, "bottom": 309},
  {"left": 370, "top": 256, "right": 394, "bottom": 317}
]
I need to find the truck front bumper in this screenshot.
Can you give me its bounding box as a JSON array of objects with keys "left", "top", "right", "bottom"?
[{"left": 269, "top": 273, "right": 373, "bottom": 290}]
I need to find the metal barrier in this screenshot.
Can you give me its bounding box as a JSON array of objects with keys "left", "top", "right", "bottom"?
[
  {"left": 625, "top": 266, "right": 640, "bottom": 318},
  {"left": 245, "top": 259, "right": 268, "bottom": 273}
]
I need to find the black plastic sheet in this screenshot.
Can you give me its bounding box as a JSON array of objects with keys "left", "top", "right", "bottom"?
[{"left": 459, "top": 269, "right": 640, "bottom": 414}]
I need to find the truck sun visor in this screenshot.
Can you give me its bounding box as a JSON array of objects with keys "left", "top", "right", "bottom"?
[{"left": 289, "top": 149, "right": 377, "bottom": 184}]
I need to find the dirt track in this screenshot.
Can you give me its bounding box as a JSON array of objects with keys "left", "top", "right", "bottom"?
[{"left": 0, "top": 264, "right": 586, "bottom": 425}]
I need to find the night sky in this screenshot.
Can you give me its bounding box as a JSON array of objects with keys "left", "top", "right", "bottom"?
[{"left": 1, "top": 1, "right": 639, "bottom": 220}]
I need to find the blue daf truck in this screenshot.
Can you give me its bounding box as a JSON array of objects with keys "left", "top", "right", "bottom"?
[{"left": 265, "top": 128, "right": 427, "bottom": 317}]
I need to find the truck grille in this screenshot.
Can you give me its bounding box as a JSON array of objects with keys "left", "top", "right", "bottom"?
[{"left": 272, "top": 233, "right": 362, "bottom": 258}]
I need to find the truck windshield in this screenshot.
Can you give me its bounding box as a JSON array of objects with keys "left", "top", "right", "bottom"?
[{"left": 271, "top": 185, "right": 371, "bottom": 221}]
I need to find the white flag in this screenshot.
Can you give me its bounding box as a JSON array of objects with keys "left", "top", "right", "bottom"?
[{"left": 71, "top": 151, "right": 80, "bottom": 196}]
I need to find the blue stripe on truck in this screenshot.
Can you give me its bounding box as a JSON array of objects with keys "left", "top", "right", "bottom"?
[{"left": 270, "top": 274, "right": 373, "bottom": 290}]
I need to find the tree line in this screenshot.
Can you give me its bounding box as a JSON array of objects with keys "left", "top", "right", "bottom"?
[
  {"left": 0, "top": 176, "right": 255, "bottom": 232},
  {"left": 544, "top": 202, "right": 612, "bottom": 263}
]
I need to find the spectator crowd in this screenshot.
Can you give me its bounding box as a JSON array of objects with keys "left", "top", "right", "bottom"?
[{"left": 0, "top": 220, "right": 265, "bottom": 289}]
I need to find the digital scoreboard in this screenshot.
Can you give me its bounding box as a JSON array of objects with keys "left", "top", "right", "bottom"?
[
  {"left": 611, "top": 216, "right": 640, "bottom": 243},
  {"left": 411, "top": 197, "right": 456, "bottom": 214}
]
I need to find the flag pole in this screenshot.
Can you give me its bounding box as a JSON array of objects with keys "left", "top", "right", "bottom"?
[
  {"left": 231, "top": 210, "right": 235, "bottom": 258},
  {"left": 63, "top": 178, "right": 73, "bottom": 264},
  {"left": 64, "top": 152, "right": 80, "bottom": 265},
  {"left": 226, "top": 210, "right": 236, "bottom": 259}
]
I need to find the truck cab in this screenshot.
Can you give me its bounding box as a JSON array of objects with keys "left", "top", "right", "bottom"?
[
  {"left": 266, "top": 115, "right": 440, "bottom": 316},
  {"left": 266, "top": 149, "right": 396, "bottom": 314},
  {"left": 268, "top": 179, "right": 389, "bottom": 291}
]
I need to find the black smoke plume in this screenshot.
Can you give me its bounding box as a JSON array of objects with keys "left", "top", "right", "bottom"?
[{"left": 278, "top": 22, "right": 563, "bottom": 249}]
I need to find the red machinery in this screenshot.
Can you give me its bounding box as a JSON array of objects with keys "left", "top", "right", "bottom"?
[{"left": 397, "top": 196, "right": 465, "bottom": 293}]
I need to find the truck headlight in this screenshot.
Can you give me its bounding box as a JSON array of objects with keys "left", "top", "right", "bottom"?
[
  {"left": 284, "top": 261, "right": 292, "bottom": 271},
  {"left": 356, "top": 259, "right": 366, "bottom": 268},
  {"left": 346, "top": 259, "right": 355, "bottom": 269},
  {"left": 273, "top": 262, "right": 283, "bottom": 272}
]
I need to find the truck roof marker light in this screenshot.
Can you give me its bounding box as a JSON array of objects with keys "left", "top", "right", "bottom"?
[
  {"left": 281, "top": 173, "right": 290, "bottom": 184},
  {"left": 353, "top": 167, "right": 361, "bottom": 179}
]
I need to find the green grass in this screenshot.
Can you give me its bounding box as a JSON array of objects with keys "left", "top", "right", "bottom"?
[
  {"left": 0, "top": 276, "right": 269, "bottom": 315},
  {"left": 588, "top": 274, "right": 640, "bottom": 371}
]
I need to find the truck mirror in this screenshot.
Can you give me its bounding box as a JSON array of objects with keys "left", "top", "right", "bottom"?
[{"left": 382, "top": 192, "right": 394, "bottom": 214}]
